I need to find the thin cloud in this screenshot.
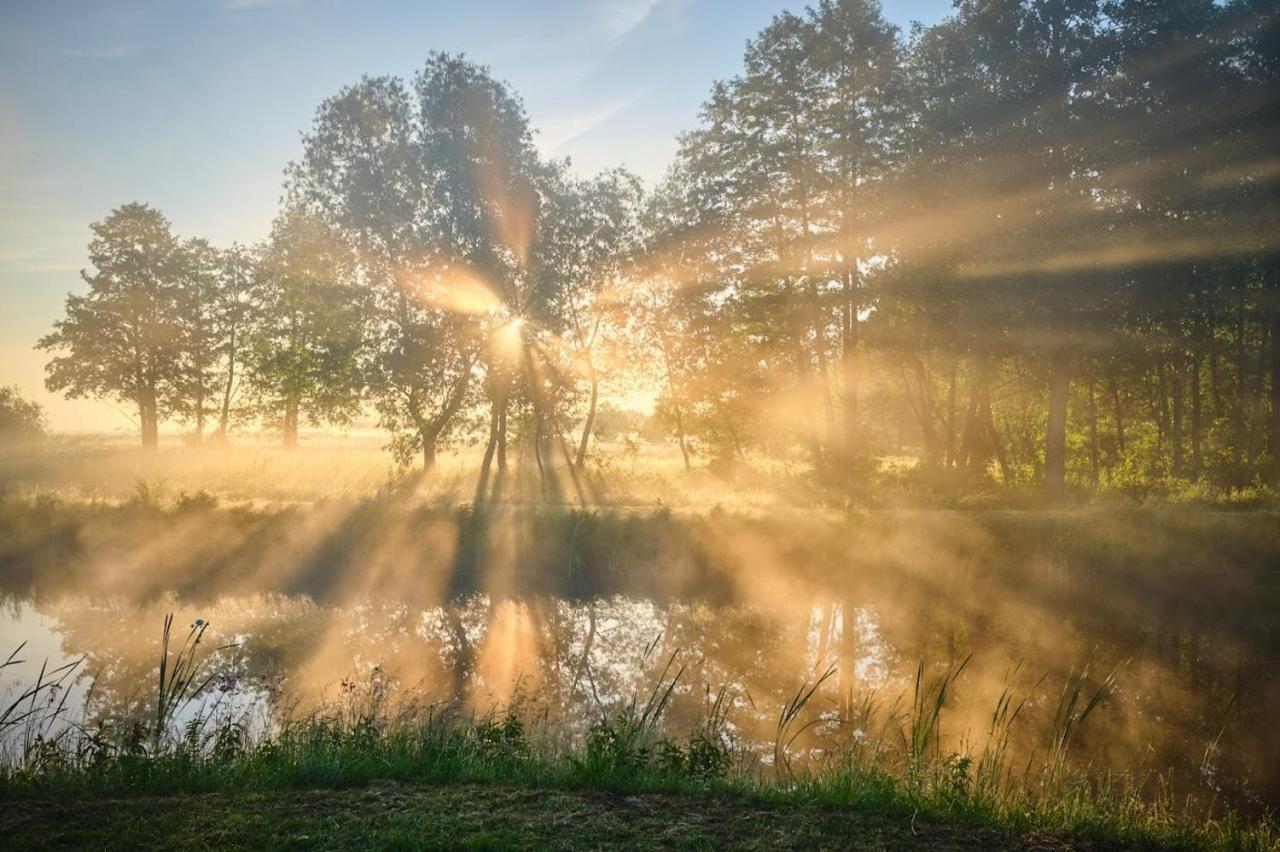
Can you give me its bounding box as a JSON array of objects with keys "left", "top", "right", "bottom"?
[
  {"left": 537, "top": 90, "right": 649, "bottom": 153},
  {"left": 598, "top": 0, "right": 664, "bottom": 43}
]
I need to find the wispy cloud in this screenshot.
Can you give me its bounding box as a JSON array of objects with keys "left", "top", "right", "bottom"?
[
  {"left": 58, "top": 45, "right": 140, "bottom": 60},
  {"left": 219, "top": 0, "right": 304, "bottom": 10},
  {"left": 537, "top": 90, "right": 649, "bottom": 153},
  {"left": 597, "top": 0, "right": 664, "bottom": 43}
]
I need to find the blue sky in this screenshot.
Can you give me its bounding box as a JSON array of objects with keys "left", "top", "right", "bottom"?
[{"left": 0, "top": 0, "right": 952, "bottom": 430}]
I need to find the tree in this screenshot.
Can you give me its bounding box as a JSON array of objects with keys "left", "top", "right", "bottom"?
[
  {"left": 0, "top": 386, "right": 46, "bottom": 444},
  {"left": 809, "top": 0, "right": 905, "bottom": 473},
  {"left": 212, "top": 244, "right": 256, "bottom": 440},
  {"left": 247, "top": 209, "right": 366, "bottom": 448},
  {"left": 40, "top": 203, "right": 186, "bottom": 449},
  {"left": 289, "top": 65, "right": 483, "bottom": 471},
  {"left": 1226, "top": 0, "right": 1280, "bottom": 485},
  {"left": 290, "top": 53, "right": 579, "bottom": 485},
  {"left": 539, "top": 167, "right": 645, "bottom": 469},
  {"left": 174, "top": 237, "right": 222, "bottom": 443}
]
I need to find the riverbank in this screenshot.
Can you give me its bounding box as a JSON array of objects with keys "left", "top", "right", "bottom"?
[{"left": 0, "top": 781, "right": 1207, "bottom": 851}]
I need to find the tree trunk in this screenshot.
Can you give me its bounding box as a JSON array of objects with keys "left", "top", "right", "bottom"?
[
  {"left": 218, "top": 327, "right": 236, "bottom": 438},
  {"left": 139, "top": 387, "right": 159, "bottom": 450},
  {"left": 575, "top": 371, "right": 600, "bottom": 470},
  {"left": 1087, "top": 376, "right": 1100, "bottom": 487},
  {"left": 963, "top": 356, "right": 1001, "bottom": 483},
  {"left": 792, "top": 328, "right": 823, "bottom": 470},
  {"left": 1156, "top": 359, "right": 1170, "bottom": 457},
  {"left": 1268, "top": 259, "right": 1280, "bottom": 488},
  {"left": 194, "top": 391, "right": 205, "bottom": 445},
  {"left": 496, "top": 400, "right": 508, "bottom": 476},
  {"left": 1045, "top": 350, "right": 1071, "bottom": 500},
  {"left": 475, "top": 403, "right": 500, "bottom": 504},
  {"left": 283, "top": 398, "right": 299, "bottom": 449},
  {"left": 986, "top": 406, "right": 1012, "bottom": 486},
  {"left": 1231, "top": 294, "right": 1248, "bottom": 485},
  {"left": 1171, "top": 359, "right": 1184, "bottom": 478},
  {"left": 841, "top": 267, "right": 860, "bottom": 472},
  {"left": 672, "top": 403, "right": 692, "bottom": 473},
  {"left": 658, "top": 335, "right": 692, "bottom": 473},
  {"left": 1108, "top": 363, "right": 1126, "bottom": 455},
  {"left": 902, "top": 359, "right": 941, "bottom": 467},
  {"left": 423, "top": 435, "right": 437, "bottom": 472},
  {"left": 1190, "top": 349, "right": 1203, "bottom": 481},
  {"left": 960, "top": 365, "right": 984, "bottom": 477}
]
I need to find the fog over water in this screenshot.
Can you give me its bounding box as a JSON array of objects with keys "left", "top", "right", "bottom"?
[{"left": 2, "top": 495, "right": 1275, "bottom": 815}]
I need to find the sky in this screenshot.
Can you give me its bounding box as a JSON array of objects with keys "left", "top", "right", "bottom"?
[{"left": 0, "top": 0, "right": 953, "bottom": 432}]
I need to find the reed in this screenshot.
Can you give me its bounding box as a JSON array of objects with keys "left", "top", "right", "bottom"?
[{"left": 0, "top": 621, "right": 1273, "bottom": 851}]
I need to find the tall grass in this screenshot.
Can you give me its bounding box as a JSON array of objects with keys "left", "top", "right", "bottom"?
[
  {"left": 153, "top": 614, "right": 234, "bottom": 749},
  {"left": 0, "top": 643, "right": 83, "bottom": 763},
  {"left": 1048, "top": 663, "right": 1124, "bottom": 785},
  {"left": 976, "top": 661, "right": 1041, "bottom": 799},
  {"left": 773, "top": 662, "right": 836, "bottom": 782},
  {"left": 0, "top": 617, "right": 1274, "bottom": 851},
  {"left": 906, "top": 655, "right": 970, "bottom": 782}
]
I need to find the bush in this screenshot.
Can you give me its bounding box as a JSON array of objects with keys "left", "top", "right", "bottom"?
[{"left": 0, "top": 385, "right": 46, "bottom": 445}]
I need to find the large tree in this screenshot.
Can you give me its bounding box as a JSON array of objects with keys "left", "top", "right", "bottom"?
[{"left": 40, "top": 203, "right": 186, "bottom": 448}]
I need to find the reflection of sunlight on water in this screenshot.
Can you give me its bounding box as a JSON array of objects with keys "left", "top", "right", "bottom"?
[{"left": 846, "top": 606, "right": 891, "bottom": 687}]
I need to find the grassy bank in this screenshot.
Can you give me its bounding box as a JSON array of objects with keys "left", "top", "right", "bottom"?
[
  {"left": 1, "top": 782, "right": 1159, "bottom": 851},
  {"left": 3, "top": 782, "right": 1210, "bottom": 851},
  {"left": 2, "top": 713, "right": 1275, "bottom": 850},
  {"left": 1, "top": 646, "right": 1274, "bottom": 851}
]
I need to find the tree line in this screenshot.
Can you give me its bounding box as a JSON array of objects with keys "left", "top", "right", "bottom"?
[{"left": 41, "top": 0, "right": 1280, "bottom": 499}]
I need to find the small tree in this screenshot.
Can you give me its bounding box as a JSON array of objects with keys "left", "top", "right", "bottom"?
[
  {"left": 174, "top": 237, "right": 223, "bottom": 443},
  {"left": 0, "top": 386, "right": 47, "bottom": 444},
  {"left": 246, "top": 209, "right": 366, "bottom": 447},
  {"left": 212, "top": 244, "right": 256, "bottom": 440}
]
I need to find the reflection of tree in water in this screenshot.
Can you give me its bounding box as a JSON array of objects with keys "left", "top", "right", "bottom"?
[{"left": 22, "top": 506, "right": 1279, "bottom": 811}]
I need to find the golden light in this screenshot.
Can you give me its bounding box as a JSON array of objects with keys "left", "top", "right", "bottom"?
[
  {"left": 493, "top": 314, "right": 526, "bottom": 360},
  {"left": 410, "top": 264, "right": 503, "bottom": 315}
]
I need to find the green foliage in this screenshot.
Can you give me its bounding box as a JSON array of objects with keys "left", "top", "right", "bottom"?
[
  {"left": 39, "top": 203, "right": 187, "bottom": 448},
  {"left": 0, "top": 386, "right": 46, "bottom": 444},
  {"left": 245, "top": 208, "right": 366, "bottom": 444},
  {"left": 34, "top": 1, "right": 1280, "bottom": 499}
]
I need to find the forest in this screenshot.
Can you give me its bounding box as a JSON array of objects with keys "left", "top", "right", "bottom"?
[{"left": 33, "top": 0, "right": 1280, "bottom": 504}]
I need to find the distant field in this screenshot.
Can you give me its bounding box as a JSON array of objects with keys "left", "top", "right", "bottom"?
[{"left": 0, "top": 434, "right": 816, "bottom": 510}]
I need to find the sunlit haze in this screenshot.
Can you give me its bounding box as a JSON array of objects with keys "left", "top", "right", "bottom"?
[
  {"left": 0, "top": 1, "right": 1277, "bottom": 846},
  {"left": 1, "top": 0, "right": 952, "bottom": 431}
]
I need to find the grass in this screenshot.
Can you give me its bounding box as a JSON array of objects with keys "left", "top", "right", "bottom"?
[
  {"left": 1, "top": 703, "right": 1274, "bottom": 850},
  {"left": 2, "top": 783, "right": 1103, "bottom": 851},
  {"left": 0, "top": 617, "right": 1275, "bottom": 850}
]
